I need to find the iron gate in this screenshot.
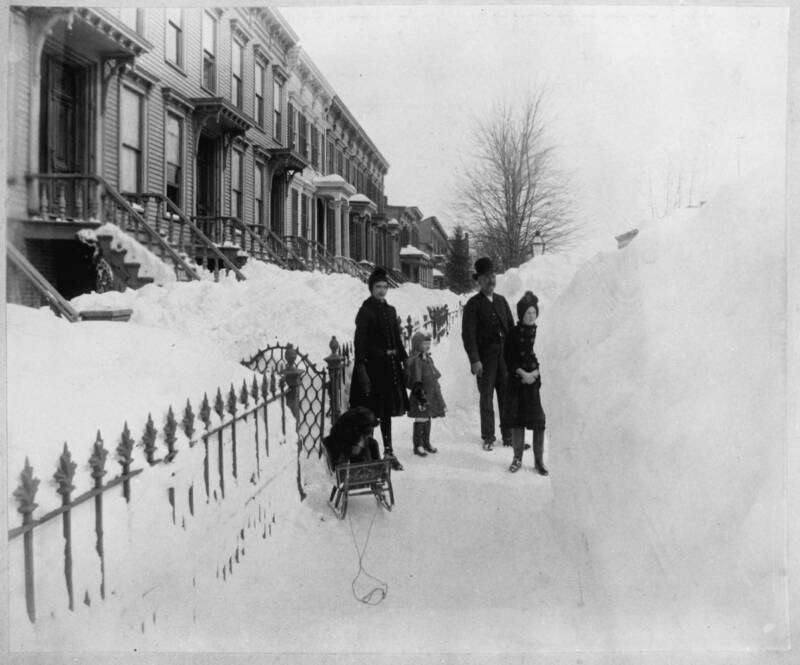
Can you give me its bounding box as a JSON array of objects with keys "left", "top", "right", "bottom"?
[{"left": 242, "top": 344, "right": 329, "bottom": 458}]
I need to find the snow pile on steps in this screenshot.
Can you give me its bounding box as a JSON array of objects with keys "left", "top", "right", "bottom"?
[
  {"left": 72, "top": 258, "right": 465, "bottom": 362},
  {"left": 542, "top": 163, "right": 788, "bottom": 645},
  {"left": 79, "top": 223, "right": 179, "bottom": 285}
]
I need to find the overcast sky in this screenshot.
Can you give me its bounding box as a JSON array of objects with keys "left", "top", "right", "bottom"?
[{"left": 279, "top": 4, "right": 788, "bottom": 251}]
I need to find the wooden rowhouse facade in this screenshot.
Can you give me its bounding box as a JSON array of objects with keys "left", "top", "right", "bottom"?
[{"left": 6, "top": 6, "right": 401, "bottom": 307}]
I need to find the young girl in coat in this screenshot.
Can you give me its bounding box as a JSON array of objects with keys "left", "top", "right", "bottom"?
[
  {"left": 503, "top": 291, "right": 548, "bottom": 475},
  {"left": 405, "top": 331, "right": 447, "bottom": 457}
]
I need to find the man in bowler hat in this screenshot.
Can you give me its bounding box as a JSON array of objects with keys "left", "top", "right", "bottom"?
[{"left": 461, "top": 257, "right": 515, "bottom": 450}]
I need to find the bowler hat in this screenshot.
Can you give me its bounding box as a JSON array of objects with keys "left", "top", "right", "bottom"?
[
  {"left": 472, "top": 257, "right": 495, "bottom": 280},
  {"left": 368, "top": 267, "right": 389, "bottom": 291}
]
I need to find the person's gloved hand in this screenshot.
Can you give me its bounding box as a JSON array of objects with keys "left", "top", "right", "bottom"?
[
  {"left": 412, "top": 382, "right": 427, "bottom": 410},
  {"left": 470, "top": 361, "right": 483, "bottom": 378},
  {"left": 355, "top": 364, "right": 371, "bottom": 396}
]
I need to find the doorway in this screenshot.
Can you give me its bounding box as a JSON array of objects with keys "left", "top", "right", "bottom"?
[
  {"left": 270, "top": 173, "right": 284, "bottom": 237},
  {"left": 196, "top": 134, "right": 218, "bottom": 218},
  {"left": 40, "top": 53, "right": 89, "bottom": 175}
]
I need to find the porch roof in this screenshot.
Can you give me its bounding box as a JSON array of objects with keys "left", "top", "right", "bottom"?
[
  {"left": 190, "top": 97, "right": 254, "bottom": 137},
  {"left": 266, "top": 148, "right": 309, "bottom": 178},
  {"left": 29, "top": 7, "right": 154, "bottom": 60}
]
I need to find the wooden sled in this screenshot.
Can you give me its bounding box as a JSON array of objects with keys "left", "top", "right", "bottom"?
[{"left": 322, "top": 446, "right": 395, "bottom": 520}]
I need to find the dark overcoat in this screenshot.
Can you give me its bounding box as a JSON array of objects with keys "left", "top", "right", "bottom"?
[
  {"left": 501, "top": 323, "right": 546, "bottom": 430},
  {"left": 349, "top": 296, "right": 410, "bottom": 419},
  {"left": 461, "top": 291, "right": 515, "bottom": 363},
  {"left": 405, "top": 340, "right": 447, "bottom": 419}
]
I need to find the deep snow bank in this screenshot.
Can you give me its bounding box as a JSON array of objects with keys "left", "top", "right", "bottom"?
[
  {"left": 71, "top": 260, "right": 464, "bottom": 362},
  {"left": 542, "top": 164, "right": 788, "bottom": 645}
]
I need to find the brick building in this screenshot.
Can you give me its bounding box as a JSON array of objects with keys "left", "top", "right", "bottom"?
[{"left": 5, "top": 6, "right": 404, "bottom": 307}]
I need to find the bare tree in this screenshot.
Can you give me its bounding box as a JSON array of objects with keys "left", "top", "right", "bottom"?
[
  {"left": 455, "top": 92, "right": 580, "bottom": 269},
  {"left": 646, "top": 146, "right": 711, "bottom": 221}
]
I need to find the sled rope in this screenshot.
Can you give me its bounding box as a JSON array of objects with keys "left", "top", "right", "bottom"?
[{"left": 347, "top": 501, "right": 388, "bottom": 605}]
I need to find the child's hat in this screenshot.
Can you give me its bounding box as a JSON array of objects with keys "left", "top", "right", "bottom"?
[
  {"left": 516, "top": 290, "right": 539, "bottom": 320},
  {"left": 411, "top": 330, "right": 431, "bottom": 353}
]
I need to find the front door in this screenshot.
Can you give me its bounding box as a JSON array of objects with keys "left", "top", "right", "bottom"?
[
  {"left": 40, "top": 54, "right": 88, "bottom": 175},
  {"left": 196, "top": 133, "right": 217, "bottom": 218}
]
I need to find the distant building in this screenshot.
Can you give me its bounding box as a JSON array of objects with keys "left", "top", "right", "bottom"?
[
  {"left": 385, "top": 204, "right": 433, "bottom": 287},
  {"left": 417, "top": 216, "right": 450, "bottom": 289}
]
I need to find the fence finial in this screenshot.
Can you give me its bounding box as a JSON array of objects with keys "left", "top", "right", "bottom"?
[
  {"left": 182, "top": 399, "right": 196, "bottom": 440},
  {"left": 54, "top": 442, "right": 77, "bottom": 495},
  {"left": 141, "top": 415, "right": 158, "bottom": 465},
  {"left": 164, "top": 407, "right": 178, "bottom": 462},
  {"left": 14, "top": 457, "right": 40, "bottom": 514},
  {"left": 89, "top": 431, "right": 108, "bottom": 479},
  {"left": 200, "top": 393, "right": 211, "bottom": 430}
]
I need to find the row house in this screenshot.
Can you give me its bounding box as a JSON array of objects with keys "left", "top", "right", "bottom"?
[
  {"left": 385, "top": 204, "right": 437, "bottom": 287},
  {"left": 5, "top": 6, "right": 400, "bottom": 311},
  {"left": 416, "top": 216, "right": 451, "bottom": 289}
]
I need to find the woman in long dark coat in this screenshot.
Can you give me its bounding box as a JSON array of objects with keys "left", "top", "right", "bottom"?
[
  {"left": 502, "top": 291, "right": 548, "bottom": 475},
  {"left": 349, "top": 267, "right": 409, "bottom": 470}
]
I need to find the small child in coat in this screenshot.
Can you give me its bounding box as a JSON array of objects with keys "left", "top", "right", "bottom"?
[
  {"left": 405, "top": 331, "right": 447, "bottom": 457},
  {"left": 502, "top": 291, "right": 548, "bottom": 475}
]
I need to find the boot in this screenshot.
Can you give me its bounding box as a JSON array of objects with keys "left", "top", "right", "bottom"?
[
  {"left": 533, "top": 429, "right": 548, "bottom": 476},
  {"left": 380, "top": 419, "right": 404, "bottom": 471},
  {"left": 422, "top": 420, "right": 437, "bottom": 453},
  {"left": 413, "top": 422, "right": 427, "bottom": 456},
  {"left": 384, "top": 445, "right": 404, "bottom": 471},
  {"left": 511, "top": 427, "right": 526, "bottom": 462}
]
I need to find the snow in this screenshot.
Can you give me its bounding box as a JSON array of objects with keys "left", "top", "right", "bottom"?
[
  {"left": 400, "top": 244, "right": 430, "bottom": 259},
  {"left": 70, "top": 259, "right": 463, "bottom": 362},
  {"left": 79, "top": 223, "right": 178, "bottom": 285},
  {"left": 542, "top": 161, "right": 788, "bottom": 647},
  {"left": 5, "top": 163, "right": 791, "bottom": 656}
]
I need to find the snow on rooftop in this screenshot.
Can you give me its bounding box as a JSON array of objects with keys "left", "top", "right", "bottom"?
[{"left": 400, "top": 244, "right": 430, "bottom": 260}]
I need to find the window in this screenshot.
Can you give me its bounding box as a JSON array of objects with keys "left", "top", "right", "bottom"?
[
  {"left": 120, "top": 87, "right": 143, "bottom": 193},
  {"left": 231, "top": 40, "right": 243, "bottom": 109},
  {"left": 327, "top": 141, "right": 334, "bottom": 174},
  {"left": 336, "top": 149, "right": 343, "bottom": 177},
  {"left": 202, "top": 12, "right": 216, "bottom": 92},
  {"left": 165, "top": 113, "right": 183, "bottom": 207},
  {"left": 119, "top": 8, "right": 142, "bottom": 34},
  {"left": 255, "top": 161, "right": 266, "bottom": 227},
  {"left": 311, "top": 125, "right": 319, "bottom": 170},
  {"left": 165, "top": 9, "right": 183, "bottom": 67},
  {"left": 273, "top": 79, "right": 282, "bottom": 143},
  {"left": 287, "top": 103, "right": 295, "bottom": 151},
  {"left": 298, "top": 113, "right": 307, "bottom": 159},
  {"left": 254, "top": 61, "right": 265, "bottom": 127},
  {"left": 232, "top": 149, "right": 243, "bottom": 220}
]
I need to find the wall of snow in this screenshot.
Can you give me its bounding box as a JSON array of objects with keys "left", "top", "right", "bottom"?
[
  {"left": 72, "top": 259, "right": 464, "bottom": 363},
  {"left": 541, "top": 164, "right": 788, "bottom": 646}
]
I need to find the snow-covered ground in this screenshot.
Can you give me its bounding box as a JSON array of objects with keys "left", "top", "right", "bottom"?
[{"left": 4, "top": 163, "right": 793, "bottom": 659}]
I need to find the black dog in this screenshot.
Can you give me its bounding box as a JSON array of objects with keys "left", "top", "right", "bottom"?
[{"left": 323, "top": 406, "right": 381, "bottom": 467}]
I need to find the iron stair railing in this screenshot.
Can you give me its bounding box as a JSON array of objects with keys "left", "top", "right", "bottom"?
[
  {"left": 123, "top": 194, "right": 246, "bottom": 282},
  {"left": 7, "top": 244, "right": 81, "bottom": 322},
  {"left": 27, "top": 174, "right": 201, "bottom": 282}
]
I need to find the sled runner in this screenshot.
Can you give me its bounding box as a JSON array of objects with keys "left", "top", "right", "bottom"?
[{"left": 322, "top": 447, "right": 395, "bottom": 520}]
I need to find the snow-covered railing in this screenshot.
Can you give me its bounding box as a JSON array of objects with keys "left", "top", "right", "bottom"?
[
  {"left": 398, "top": 303, "right": 463, "bottom": 352},
  {"left": 123, "top": 193, "right": 246, "bottom": 282},
  {"left": 8, "top": 367, "right": 293, "bottom": 626}
]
